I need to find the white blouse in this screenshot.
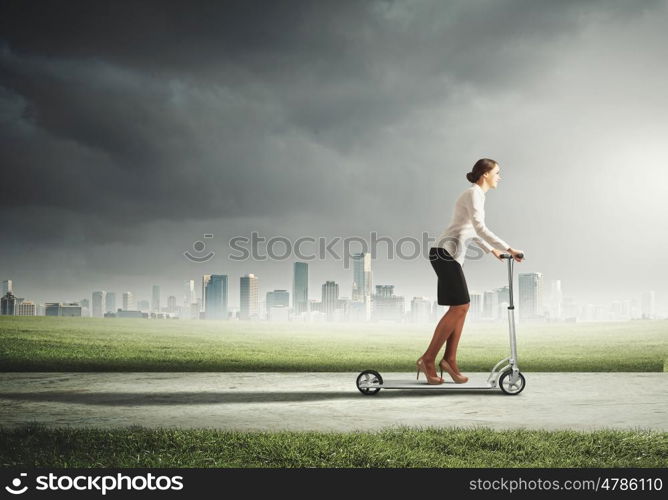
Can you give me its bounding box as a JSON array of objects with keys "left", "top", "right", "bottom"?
[{"left": 433, "top": 183, "right": 509, "bottom": 266}]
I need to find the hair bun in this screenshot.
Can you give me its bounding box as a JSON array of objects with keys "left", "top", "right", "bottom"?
[{"left": 466, "top": 172, "right": 476, "bottom": 183}]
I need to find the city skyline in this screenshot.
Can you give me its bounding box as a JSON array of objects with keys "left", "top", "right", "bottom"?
[{"left": 1, "top": 250, "right": 659, "bottom": 322}]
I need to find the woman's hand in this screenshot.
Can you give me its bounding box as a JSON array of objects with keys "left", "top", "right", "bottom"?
[
  {"left": 507, "top": 248, "right": 525, "bottom": 262},
  {"left": 492, "top": 248, "right": 525, "bottom": 262}
]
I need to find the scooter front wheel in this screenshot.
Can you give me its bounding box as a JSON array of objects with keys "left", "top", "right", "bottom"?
[
  {"left": 356, "top": 369, "right": 383, "bottom": 395},
  {"left": 499, "top": 370, "right": 526, "bottom": 395}
]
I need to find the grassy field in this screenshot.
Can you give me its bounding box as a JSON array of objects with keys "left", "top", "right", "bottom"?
[
  {"left": 1, "top": 424, "right": 666, "bottom": 468},
  {"left": 1, "top": 316, "right": 666, "bottom": 372}
]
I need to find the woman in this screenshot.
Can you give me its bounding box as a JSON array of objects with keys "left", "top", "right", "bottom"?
[{"left": 417, "top": 158, "right": 524, "bottom": 385}]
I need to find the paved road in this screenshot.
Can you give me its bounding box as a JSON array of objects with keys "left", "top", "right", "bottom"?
[{"left": 1, "top": 372, "right": 666, "bottom": 432}]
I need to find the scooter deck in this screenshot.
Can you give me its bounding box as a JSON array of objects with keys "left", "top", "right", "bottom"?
[{"left": 365, "top": 378, "right": 495, "bottom": 390}]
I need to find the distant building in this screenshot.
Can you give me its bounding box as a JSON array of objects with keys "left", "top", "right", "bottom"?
[
  {"left": 115, "top": 310, "right": 148, "bottom": 318},
  {"left": 1, "top": 292, "right": 18, "bottom": 315},
  {"left": 562, "top": 296, "right": 578, "bottom": 322},
  {"left": 469, "top": 292, "right": 483, "bottom": 321},
  {"left": 322, "top": 281, "right": 339, "bottom": 320},
  {"left": 92, "top": 291, "right": 106, "bottom": 318},
  {"left": 483, "top": 290, "right": 498, "bottom": 320},
  {"left": 266, "top": 289, "right": 289, "bottom": 320},
  {"left": 494, "top": 286, "right": 510, "bottom": 320},
  {"left": 610, "top": 300, "right": 631, "bottom": 321},
  {"left": 45, "top": 303, "right": 82, "bottom": 317},
  {"left": 267, "top": 289, "right": 289, "bottom": 308},
  {"left": 122, "top": 292, "right": 135, "bottom": 311},
  {"left": 239, "top": 274, "right": 259, "bottom": 320},
  {"left": 189, "top": 300, "right": 201, "bottom": 320},
  {"left": 519, "top": 272, "right": 544, "bottom": 320},
  {"left": 183, "top": 280, "right": 196, "bottom": 317},
  {"left": 292, "top": 263, "right": 309, "bottom": 315},
  {"left": 16, "top": 301, "right": 36, "bottom": 316},
  {"left": 201, "top": 275, "right": 211, "bottom": 313},
  {"left": 151, "top": 285, "right": 161, "bottom": 313},
  {"left": 205, "top": 275, "right": 228, "bottom": 320},
  {"left": 105, "top": 292, "right": 116, "bottom": 313},
  {"left": 352, "top": 253, "right": 373, "bottom": 301},
  {"left": 79, "top": 298, "right": 90, "bottom": 317},
  {"left": 167, "top": 295, "right": 177, "bottom": 313},
  {"left": 372, "top": 285, "right": 405, "bottom": 322},
  {"left": 410, "top": 297, "right": 432, "bottom": 323},
  {"left": 344, "top": 300, "right": 366, "bottom": 322},
  {"left": 547, "top": 280, "right": 563, "bottom": 321},
  {"left": 1, "top": 280, "right": 12, "bottom": 296},
  {"left": 137, "top": 300, "right": 150, "bottom": 312}
]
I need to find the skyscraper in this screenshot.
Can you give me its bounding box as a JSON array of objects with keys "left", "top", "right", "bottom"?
[
  {"left": 105, "top": 292, "right": 116, "bottom": 313},
  {"left": 151, "top": 285, "right": 161, "bottom": 313},
  {"left": 322, "top": 281, "right": 339, "bottom": 319},
  {"left": 167, "top": 295, "right": 177, "bottom": 313},
  {"left": 239, "top": 273, "right": 259, "bottom": 320},
  {"left": 352, "top": 253, "right": 372, "bottom": 301},
  {"left": 205, "top": 274, "right": 228, "bottom": 320},
  {"left": 92, "top": 291, "right": 106, "bottom": 318},
  {"left": 184, "top": 280, "right": 195, "bottom": 304},
  {"left": 1, "top": 280, "right": 12, "bottom": 295},
  {"left": 519, "top": 272, "right": 544, "bottom": 320},
  {"left": 292, "top": 262, "right": 308, "bottom": 315},
  {"left": 122, "top": 291, "right": 135, "bottom": 311},
  {"left": 183, "top": 280, "right": 196, "bottom": 319},
  {"left": 201, "top": 275, "right": 211, "bottom": 313}
]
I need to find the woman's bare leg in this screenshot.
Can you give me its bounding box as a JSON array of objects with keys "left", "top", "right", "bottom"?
[
  {"left": 421, "top": 304, "right": 470, "bottom": 367},
  {"left": 443, "top": 306, "right": 469, "bottom": 374}
]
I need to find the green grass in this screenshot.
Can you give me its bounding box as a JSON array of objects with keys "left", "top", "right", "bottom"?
[
  {"left": 1, "top": 316, "right": 667, "bottom": 372},
  {"left": 1, "top": 424, "right": 665, "bottom": 467}
]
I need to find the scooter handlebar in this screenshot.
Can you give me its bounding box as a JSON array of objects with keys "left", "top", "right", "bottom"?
[{"left": 500, "top": 252, "right": 524, "bottom": 259}]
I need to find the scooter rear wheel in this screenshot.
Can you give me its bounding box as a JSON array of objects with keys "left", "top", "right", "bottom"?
[
  {"left": 499, "top": 370, "right": 526, "bottom": 395},
  {"left": 356, "top": 369, "right": 383, "bottom": 395}
]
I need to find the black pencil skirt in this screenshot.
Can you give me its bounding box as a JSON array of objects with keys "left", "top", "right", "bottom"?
[{"left": 429, "top": 247, "right": 471, "bottom": 305}]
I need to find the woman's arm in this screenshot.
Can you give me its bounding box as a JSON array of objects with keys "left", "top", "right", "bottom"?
[{"left": 468, "top": 189, "right": 510, "bottom": 251}]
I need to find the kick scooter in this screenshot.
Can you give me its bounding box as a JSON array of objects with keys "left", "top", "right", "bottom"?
[{"left": 356, "top": 252, "right": 526, "bottom": 396}]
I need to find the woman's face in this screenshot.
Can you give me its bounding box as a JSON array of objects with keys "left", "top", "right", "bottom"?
[{"left": 484, "top": 164, "right": 501, "bottom": 189}]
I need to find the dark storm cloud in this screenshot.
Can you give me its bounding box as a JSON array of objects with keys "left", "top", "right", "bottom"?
[{"left": 0, "top": 0, "right": 659, "bottom": 245}]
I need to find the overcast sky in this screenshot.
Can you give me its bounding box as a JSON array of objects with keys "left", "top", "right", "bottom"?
[{"left": 1, "top": 0, "right": 667, "bottom": 312}]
